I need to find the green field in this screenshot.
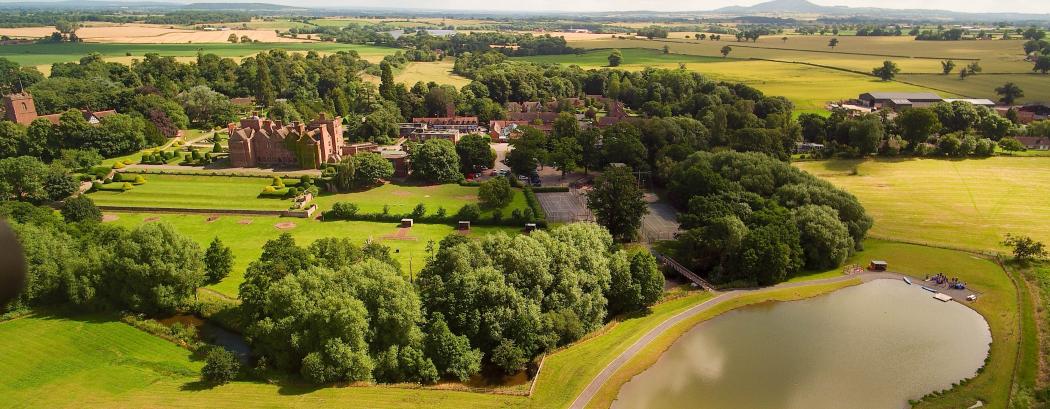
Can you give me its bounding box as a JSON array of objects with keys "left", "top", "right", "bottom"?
[
  {"left": 517, "top": 48, "right": 941, "bottom": 111},
  {"left": 795, "top": 157, "right": 1050, "bottom": 253},
  {"left": 0, "top": 42, "right": 397, "bottom": 68},
  {"left": 103, "top": 213, "right": 520, "bottom": 296}
]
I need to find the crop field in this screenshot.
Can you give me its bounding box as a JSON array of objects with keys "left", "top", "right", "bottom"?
[
  {"left": 0, "top": 24, "right": 308, "bottom": 44},
  {"left": 0, "top": 42, "right": 396, "bottom": 69},
  {"left": 103, "top": 212, "right": 522, "bottom": 296},
  {"left": 517, "top": 49, "right": 939, "bottom": 111},
  {"left": 795, "top": 157, "right": 1050, "bottom": 253}
]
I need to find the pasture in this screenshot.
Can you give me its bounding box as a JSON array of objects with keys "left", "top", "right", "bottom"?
[
  {"left": 517, "top": 48, "right": 940, "bottom": 111},
  {"left": 0, "top": 42, "right": 396, "bottom": 69},
  {"left": 794, "top": 157, "right": 1050, "bottom": 253}
]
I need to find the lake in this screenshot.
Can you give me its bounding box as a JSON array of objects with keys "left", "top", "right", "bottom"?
[{"left": 612, "top": 279, "right": 991, "bottom": 409}]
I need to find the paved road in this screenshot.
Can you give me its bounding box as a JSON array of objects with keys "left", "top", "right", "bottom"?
[{"left": 567, "top": 271, "right": 905, "bottom": 409}]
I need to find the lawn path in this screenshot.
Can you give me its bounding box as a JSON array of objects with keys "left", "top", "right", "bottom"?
[{"left": 569, "top": 271, "right": 906, "bottom": 409}]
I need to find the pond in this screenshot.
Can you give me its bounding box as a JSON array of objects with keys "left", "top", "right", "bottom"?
[{"left": 612, "top": 279, "right": 991, "bottom": 409}]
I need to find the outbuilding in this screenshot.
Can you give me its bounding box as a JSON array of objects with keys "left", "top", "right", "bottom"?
[{"left": 869, "top": 260, "right": 888, "bottom": 271}]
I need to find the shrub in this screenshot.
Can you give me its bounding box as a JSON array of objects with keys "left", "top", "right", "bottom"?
[
  {"left": 133, "top": 175, "right": 146, "bottom": 185},
  {"left": 411, "top": 203, "right": 427, "bottom": 219},
  {"left": 121, "top": 182, "right": 133, "bottom": 191},
  {"left": 271, "top": 176, "right": 284, "bottom": 188},
  {"left": 998, "top": 137, "right": 1026, "bottom": 152},
  {"left": 325, "top": 202, "right": 359, "bottom": 220},
  {"left": 456, "top": 204, "right": 481, "bottom": 221},
  {"left": 201, "top": 347, "right": 240, "bottom": 385},
  {"left": 435, "top": 207, "right": 447, "bottom": 218},
  {"left": 112, "top": 162, "right": 125, "bottom": 169},
  {"left": 61, "top": 196, "right": 102, "bottom": 223},
  {"left": 262, "top": 186, "right": 276, "bottom": 193}
]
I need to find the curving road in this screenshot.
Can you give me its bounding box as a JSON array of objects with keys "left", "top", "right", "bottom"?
[{"left": 568, "top": 272, "right": 904, "bottom": 409}]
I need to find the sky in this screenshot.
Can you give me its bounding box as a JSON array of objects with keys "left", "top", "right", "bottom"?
[
  {"left": 207, "top": 0, "right": 1049, "bottom": 13},
  {"left": 7, "top": 0, "right": 1049, "bottom": 14}
]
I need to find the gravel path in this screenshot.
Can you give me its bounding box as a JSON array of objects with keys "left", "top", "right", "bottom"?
[{"left": 568, "top": 271, "right": 905, "bottom": 409}]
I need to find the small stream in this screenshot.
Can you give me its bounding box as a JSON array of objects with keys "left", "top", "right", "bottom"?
[{"left": 158, "top": 315, "right": 252, "bottom": 363}]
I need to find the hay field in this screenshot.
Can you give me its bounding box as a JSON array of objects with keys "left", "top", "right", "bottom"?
[
  {"left": 517, "top": 49, "right": 941, "bottom": 111},
  {"left": 794, "top": 157, "right": 1050, "bottom": 252},
  {"left": 362, "top": 60, "right": 472, "bottom": 88},
  {"left": 0, "top": 24, "right": 309, "bottom": 43}
]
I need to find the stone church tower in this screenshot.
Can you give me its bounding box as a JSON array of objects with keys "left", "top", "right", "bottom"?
[{"left": 2, "top": 92, "right": 39, "bottom": 125}]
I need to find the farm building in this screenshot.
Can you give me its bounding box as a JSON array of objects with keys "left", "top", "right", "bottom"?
[
  {"left": 1014, "top": 136, "right": 1050, "bottom": 151},
  {"left": 858, "top": 92, "right": 944, "bottom": 110}
]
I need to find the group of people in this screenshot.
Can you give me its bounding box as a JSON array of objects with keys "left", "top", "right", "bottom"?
[{"left": 925, "top": 273, "right": 967, "bottom": 290}]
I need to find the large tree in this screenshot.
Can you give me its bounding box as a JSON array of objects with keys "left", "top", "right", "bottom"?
[
  {"left": 410, "top": 139, "right": 461, "bottom": 183},
  {"left": 995, "top": 82, "right": 1024, "bottom": 105},
  {"left": 104, "top": 223, "right": 205, "bottom": 314},
  {"left": 587, "top": 166, "right": 649, "bottom": 242},
  {"left": 204, "top": 237, "right": 234, "bottom": 285},
  {"left": 895, "top": 108, "right": 941, "bottom": 146},
  {"left": 872, "top": 60, "right": 900, "bottom": 81},
  {"left": 455, "top": 134, "right": 496, "bottom": 173},
  {"left": 352, "top": 152, "right": 394, "bottom": 187}
]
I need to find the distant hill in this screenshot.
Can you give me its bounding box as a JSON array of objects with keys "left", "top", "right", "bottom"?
[
  {"left": 714, "top": 0, "right": 833, "bottom": 14},
  {"left": 180, "top": 2, "right": 306, "bottom": 11},
  {"left": 707, "top": 0, "right": 1050, "bottom": 22}
]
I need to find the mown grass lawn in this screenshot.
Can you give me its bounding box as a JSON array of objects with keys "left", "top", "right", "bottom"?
[
  {"left": 0, "top": 313, "right": 526, "bottom": 409},
  {"left": 103, "top": 213, "right": 521, "bottom": 296},
  {"left": 313, "top": 183, "right": 530, "bottom": 217},
  {"left": 794, "top": 157, "right": 1050, "bottom": 253},
  {"left": 86, "top": 174, "right": 286, "bottom": 211}
]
